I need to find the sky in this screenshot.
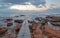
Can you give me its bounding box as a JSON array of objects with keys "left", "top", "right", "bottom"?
[
  {"left": 0, "top": 0, "right": 60, "bottom": 11},
  {"left": 0, "top": 0, "right": 60, "bottom": 17}
]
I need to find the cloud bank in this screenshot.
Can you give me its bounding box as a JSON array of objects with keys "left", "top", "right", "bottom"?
[{"left": 9, "top": 5, "right": 49, "bottom": 11}]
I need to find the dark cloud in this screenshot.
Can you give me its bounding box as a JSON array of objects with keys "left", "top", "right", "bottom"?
[
  {"left": 3, "top": 0, "right": 28, "bottom": 4},
  {"left": 1, "top": 0, "right": 46, "bottom": 7},
  {"left": 30, "top": 0, "right": 46, "bottom": 5}
]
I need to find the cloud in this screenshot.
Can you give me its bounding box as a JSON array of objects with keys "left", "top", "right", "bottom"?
[
  {"left": 9, "top": 5, "right": 49, "bottom": 11},
  {"left": 8, "top": 3, "right": 60, "bottom": 11},
  {"left": 0, "top": 2, "right": 13, "bottom": 9},
  {"left": 0, "top": 6, "right": 60, "bottom": 17},
  {"left": 1, "top": 0, "right": 46, "bottom": 7},
  {"left": 30, "top": 0, "right": 46, "bottom": 7}
]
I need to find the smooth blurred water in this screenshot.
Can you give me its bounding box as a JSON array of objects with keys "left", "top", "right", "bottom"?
[
  {"left": 0, "top": 10, "right": 60, "bottom": 27},
  {"left": 0, "top": 9, "right": 60, "bottom": 17}
]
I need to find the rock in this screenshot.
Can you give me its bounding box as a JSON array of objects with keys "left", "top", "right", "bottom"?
[
  {"left": 31, "top": 22, "right": 37, "bottom": 31},
  {"left": 14, "top": 20, "right": 23, "bottom": 23},
  {"left": 29, "top": 25, "right": 32, "bottom": 33},
  {"left": 46, "top": 16, "right": 60, "bottom": 22},
  {"left": 28, "top": 20, "right": 35, "bottom": 23},
  {"left": 4, "top": 18, "right": 13, "bottom": 22},
  {"left": 20, "top": 15, "right": 25, "bottom": 16},
  {"left": 2, "top": 34, "right": 17, "bottom": 38},
  {"left": 29, "top": 22, "right": 43, "bottom": 38},
  {"left": 6, "top": 18, "right": 13, "bottom": 21},
  {"left": 35, "top": 17, "right": 42, "bottom": 21},
  {"left": 7, "top": 22, "right": 13, "bottom": 26},
  {"left": 15, "top": 16, "right": 19, "bottom": 17},
  {"left": 4, "top": 18, "right": 13, "bottom": 26},
  {"left": 14, "top": 25, "right": 21, "bottom": 32},
  {"left": 32, "top": 27, "right": 43, "bottom": 38},
  {"left": 44, "top": 26, "right": 60, "bottom": 38},
  {"left": 50, "top": 22, "right": 60, "bottom": 26},
  {"left": 0, "top": 27, "right": 8, "bottom": 34}
]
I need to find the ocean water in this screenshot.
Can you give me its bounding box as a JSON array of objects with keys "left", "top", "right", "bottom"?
[
  {"left": 0, "top": 9, "right": 60, "bottom": 26},
  {"left": 0, "top": 9, "right": 60, "bottom": 17}
]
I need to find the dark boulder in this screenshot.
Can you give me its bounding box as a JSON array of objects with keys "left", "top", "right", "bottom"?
[{"left": 14, "top": 20, "right": 23, "bottom": 23}]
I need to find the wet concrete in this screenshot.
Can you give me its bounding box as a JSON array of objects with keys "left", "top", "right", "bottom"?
[{"left": 17, "top": 20, "right": 31, "bottom": 38}]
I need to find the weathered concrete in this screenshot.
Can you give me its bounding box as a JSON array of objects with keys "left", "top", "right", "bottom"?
[{"left": 17, "top": 20, "right": 31, "bottom": 38}]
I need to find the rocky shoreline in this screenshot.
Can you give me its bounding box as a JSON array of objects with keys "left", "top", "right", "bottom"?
[{"left": 0, "top": 15, "right": 60, "bottom": 38}]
